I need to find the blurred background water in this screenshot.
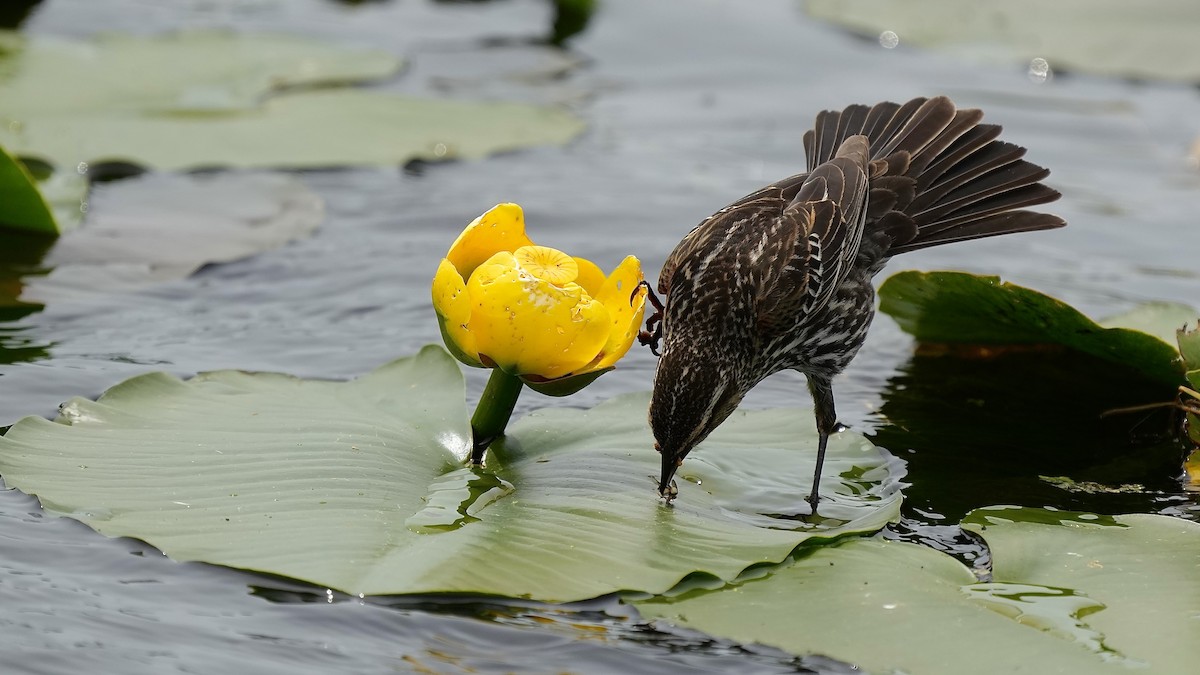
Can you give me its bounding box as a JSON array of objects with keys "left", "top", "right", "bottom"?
[{"left": 1, "top": 0, "right": 1198, "bottom": 672}]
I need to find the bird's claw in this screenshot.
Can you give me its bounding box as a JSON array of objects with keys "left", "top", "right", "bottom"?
[
  {"left": 658, "top": 479, "right": 679, "bottom": 503},
  {"left": 633, "top": 281, "right": 665, "bottom": 356}
]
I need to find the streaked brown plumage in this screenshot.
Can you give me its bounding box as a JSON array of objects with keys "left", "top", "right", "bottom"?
[{"left": 642, "top": 96, "right": 1065, "bottom": 511}]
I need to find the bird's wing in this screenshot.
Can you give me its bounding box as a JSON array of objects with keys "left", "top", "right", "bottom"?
[{"left": 753, "top": 136, "right": 872, "bottom": 336}]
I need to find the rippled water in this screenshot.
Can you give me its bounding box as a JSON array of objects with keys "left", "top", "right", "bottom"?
[{"left": 2, "top": 0, "right": 1198, "bottom": 672}]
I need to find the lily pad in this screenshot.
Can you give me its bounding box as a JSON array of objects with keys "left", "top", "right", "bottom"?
[
  {"left": 878, "top": 271, "right": 1193, "bottom": 387},
  {"left": 806, "top": 0, "right": 1200, "bottom": 82},
  {"left": 19, "top": 171, "right": 323, "bottom": 302},
  {"left": 0, "top": 29, "right": 401, "bottom": 115},
  {"left": 0, "top": 31, "right": 584, "bottom": 171},
  {"left": 963, "top": 507, "right": 1200, "bottom": 673},
  {"left": 0, "top": 143, "right": 55, "bottom": 234},
  {"left": 637, "top": 508, "right": 1200, "bottom": 674},
  {"left": 0, "top": 346, "right": 902, "bottom": 601}
]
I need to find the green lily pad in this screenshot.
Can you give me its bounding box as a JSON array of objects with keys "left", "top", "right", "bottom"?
[
  {"left": 964, "top": 506, "right": 1200, "bottom": 673},
  {"left": 638, "top": 508, "right": 1200, "bottom": 674},
  {"left": 878, "top": 271, "right": 1193, "bottom": 387},
  {"left": 0, "top": 31, "right": 584, "bottom": 171},
  {"left": 0, "top": 143, "right": 60, "bottom": 235},
  {"left": 806, "top": 0, "right": 1200, "bottom": 82},
  {"left": 0, "top": 29, "right": 401, "bottom": 115},
  {"left": 0, "top": 346, "right": 902, "bottom": 601}
]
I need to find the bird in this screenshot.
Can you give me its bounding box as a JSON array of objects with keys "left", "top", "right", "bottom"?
[{"left": 638, "top": 96, "right": 1065, "bottom": 512}]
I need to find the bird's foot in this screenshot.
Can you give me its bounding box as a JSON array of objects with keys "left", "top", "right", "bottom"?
[
  {"left": 805, "top": 492, "right": 820, "bottom": 517},
  {"left": 633, "top": 281, "right": 664, "bottom": 356},
  {"left": 657, "top": 479, "right": 678, "bottom": 503}
]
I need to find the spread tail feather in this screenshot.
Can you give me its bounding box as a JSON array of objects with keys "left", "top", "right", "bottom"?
[{"left": 802, "top": 96, "right": 1064, "bottom": 256}]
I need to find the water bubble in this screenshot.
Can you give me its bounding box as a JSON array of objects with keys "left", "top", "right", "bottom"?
[
  {"left": 433, "top": 142, "right": 448, "bottom": 158},
  {"left": 1028, "top": 57, "right": 1052, "bottom": 83},
  {"left": 879, "top": 30, "right": 900, "bottom": 49},
  {"left": 76, "top": 161, "right": 89, "bottom": 175}
]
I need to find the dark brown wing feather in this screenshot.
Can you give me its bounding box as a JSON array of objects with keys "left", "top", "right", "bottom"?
[
  {"left": 660, "top": 95, "right": 1064, "bottom": 326},
  {"left": 800, "top": 96, "right": 1064, "bottom": 257}
]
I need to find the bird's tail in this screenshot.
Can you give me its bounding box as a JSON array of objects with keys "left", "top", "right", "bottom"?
[{"left": 802, "top": 96, "right": 1064, "bottom": 255}]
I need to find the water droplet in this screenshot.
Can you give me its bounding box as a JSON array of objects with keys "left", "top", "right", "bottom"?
[
  {"left": 7, "top": 119, "right": 22, "bottom": 133},
  {"left": 882, "top": 603, "right": 898, "bottom": 610},
  {"left": 1028, "top": 57, "right": 1051, "bottom": 83},
  {"left": 72, "top": 507, "right": 113, "bottom": 521},
  {"left": 76, "top": 161, "right": 89, "bottom": 175},
  {"left": 433, "top": 142, "right": 448, "bottom": 157},
  {"left": 79, "top": 201, "right": 89, "bottom": 214},
  {"left": 879, "top": 30, "right": 900, "bottom": 49}
]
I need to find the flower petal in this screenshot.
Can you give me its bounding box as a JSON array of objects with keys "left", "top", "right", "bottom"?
[
  {"left": 572, "top": 257, "right": 607, "bottom": 297},
  {"left": 446, "top": 203, "right": 534, "bottom": 280},
  {"left": 515, "top": 245, "right": 578, "bottom": 285},
  {"left": 467, "top": 252, "right": 612, "bottom": 380},
  {"left": 432, "top": 258, "right": 482, "bottom": 367},
  {"left": 592, "top": 255, "right": 647, "bottom": 370}
]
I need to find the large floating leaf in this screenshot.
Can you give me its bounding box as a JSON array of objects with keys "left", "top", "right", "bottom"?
[
  {"left": 964, "top": 506, "right": 1200, "bottom": 673},
  {"left": 0, "top": 346, "right": 902, "bottom": 601},
  {"left": 878, "top": 271, "right": 1192, "bottom": 386},
  {"left": 638, "top": 508, "right": 1200, "bottom": 674},
  {"left": 0, "top": 31, "right": 584, "bottom": 171},
  {"left": 0, "top": 29, "right": 401, "bottom": 114},
  {"left": 0, "top": 143, "right": 62, "bottom": 235},
  {"left": 806, "top": 0, "right": 1200, "bottom": 82}
]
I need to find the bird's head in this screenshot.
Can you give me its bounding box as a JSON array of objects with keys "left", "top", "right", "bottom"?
[{"left": 648, "top": 343, "right": 747, "bottom": 501}]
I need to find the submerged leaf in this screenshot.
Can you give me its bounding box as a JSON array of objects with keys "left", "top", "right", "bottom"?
[
  {"left": 20, "top": 172, "right": 323, "bottom": 302},
  {"left": 0, "top": 346, "right": 902, "bottom": 601},
  {"left": 638, "top": 508, "right": 1200, "bottom": 675}
]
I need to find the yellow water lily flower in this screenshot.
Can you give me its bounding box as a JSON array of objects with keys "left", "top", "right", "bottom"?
[{"left": 432, "top": 203, "right": 647, "bottom": 396}]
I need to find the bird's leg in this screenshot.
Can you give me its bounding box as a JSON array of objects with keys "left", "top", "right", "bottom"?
[
  {"left": 805, "top": 374, "right": 842, "bottom": 516},
  {"left": 633, "top": 280, "right": 665, "bottom": 356}
]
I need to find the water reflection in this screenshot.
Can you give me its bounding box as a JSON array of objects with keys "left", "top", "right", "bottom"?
[
  {"left": 0, "top": 230, "right": 51, "bottom": 365},
  {"left": 870, "top": 346, "right": 1195, "bottom": 523}
]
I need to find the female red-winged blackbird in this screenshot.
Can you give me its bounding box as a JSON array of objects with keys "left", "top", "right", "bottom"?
[{"left": 640, "top": 96, "right": 1065, "bottom": 512}]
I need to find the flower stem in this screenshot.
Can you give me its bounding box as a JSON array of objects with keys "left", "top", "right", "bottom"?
[{"left": 469, "top": 369, "right": 524, "bottom": 464}]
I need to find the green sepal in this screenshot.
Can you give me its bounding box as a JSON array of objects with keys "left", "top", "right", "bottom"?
[{"left": 521, "top": 367, "right": 612, "bottom": 397}]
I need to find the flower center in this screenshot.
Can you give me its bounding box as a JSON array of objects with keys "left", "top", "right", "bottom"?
[{"left": 514, "top": 245, "right": 578, "bottom": 286}]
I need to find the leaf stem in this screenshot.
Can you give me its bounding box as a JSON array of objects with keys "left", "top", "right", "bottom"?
[{"left": 470, "top": 369, "right": 524, "bottom": 464}]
